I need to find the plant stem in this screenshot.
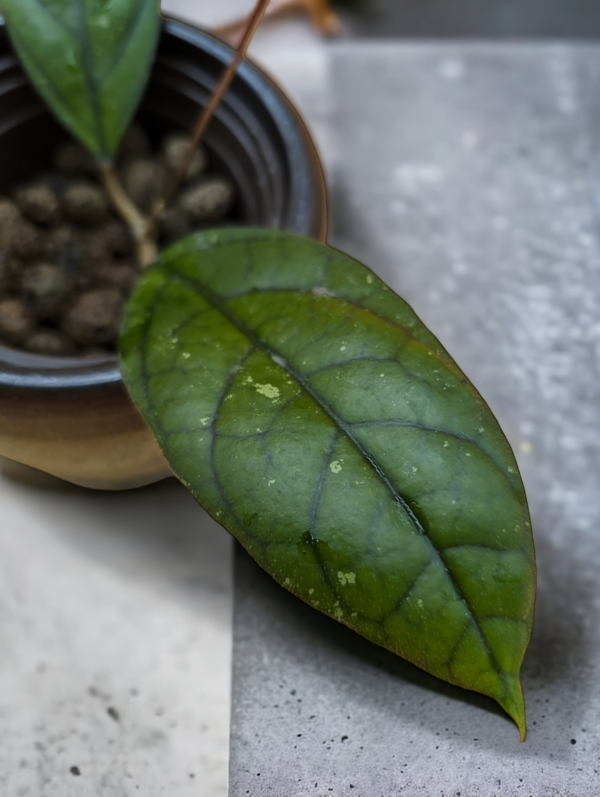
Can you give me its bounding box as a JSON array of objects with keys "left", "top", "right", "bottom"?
[
  {"left": 101, "top": 0, "right": 270, "bottom": 268},
  {"left": 147, "top": 0, "right": 271, "bottom": 233},
  {"left": 214, "top": 0, "right": 340, "bottom": 42},
  {"left": 100, "top": 163, "right": 157, "bottom": 268}
]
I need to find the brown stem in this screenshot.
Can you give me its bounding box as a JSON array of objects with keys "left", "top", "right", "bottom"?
[
  {"left": 147, "top": 0, "right": 271, "bottom": 233},
  {"left": 214, "top": 0, "right": 340, "bottom": 42},
  {"left": 99, "top": 163, "right": 157, "bottom": 268}
]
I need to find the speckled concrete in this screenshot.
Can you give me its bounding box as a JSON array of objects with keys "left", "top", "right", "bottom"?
[
  {"left": 0, "top": 465, "right": 233, "bottom": 796},
  {"left": 229, "top": 43, "right": 600, "bottom": 796}
]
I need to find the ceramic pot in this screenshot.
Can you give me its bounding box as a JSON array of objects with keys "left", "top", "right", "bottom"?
[{"left": 0, "top": 20, "right": 327, "bottom": 490}]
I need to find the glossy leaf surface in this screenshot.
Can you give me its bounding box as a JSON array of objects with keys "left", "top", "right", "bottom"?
[
  {"left": 2, "top": 0, "right": 160, "bottom": 159},
  {"left": 120, "top": 228, "right": 536, "bottom": 738}
]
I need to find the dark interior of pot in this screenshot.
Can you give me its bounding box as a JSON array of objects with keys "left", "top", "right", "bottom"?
[
  {"left": 0, "top": 20, "right": 326, "bottom": 380},
  {"left": 0, "top": 20, "right": 323, "bottom": 231}
]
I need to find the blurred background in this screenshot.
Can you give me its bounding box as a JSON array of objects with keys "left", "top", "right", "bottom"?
[{"left": 162, "top": 0, "right": 600, "bottom": 38}]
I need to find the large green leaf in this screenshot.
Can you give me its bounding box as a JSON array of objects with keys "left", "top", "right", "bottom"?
[
  {"left": 2, "top": 0, "right": 160, "bottom": 160},
  {"left": 120, "top": 228, "right": 536, "bottom": 739}
]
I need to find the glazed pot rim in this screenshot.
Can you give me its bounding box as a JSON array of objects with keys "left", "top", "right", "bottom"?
[{"left": 0, "top": 19, "right": 323, "bottom": 391}]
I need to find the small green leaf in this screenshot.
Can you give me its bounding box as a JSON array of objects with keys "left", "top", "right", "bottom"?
[
  {"left": 120, "top": 228, "right": 536, "bottom": 739},
  {"left": 2, "top": 0, "right": 160, "bottom": 160}
]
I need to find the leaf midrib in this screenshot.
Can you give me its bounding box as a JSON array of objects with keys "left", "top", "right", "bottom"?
[
  {"left": 163, "top": 270, "right": 505, "bottom": 682},
  {"left": 74, "top": 0, "right": 107, "bottom": 156}
]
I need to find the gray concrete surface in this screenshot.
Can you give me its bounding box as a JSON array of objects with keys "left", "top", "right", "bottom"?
[
  {"left": 349, "top": 0, "right": 600, "bottom": 39},
  {"left": 229, "top": 43, "right": 600, "bottom": 796},
  {"left": 163, "top": 0, "right": 600, "bottom": 39},
  {"left": 0, "top": 465, "right": 233, "bottom": 796}
]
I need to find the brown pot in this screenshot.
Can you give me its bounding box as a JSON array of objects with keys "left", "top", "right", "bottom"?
[{"left": 0, "top": 21, "right": 327, "bottom": 490}]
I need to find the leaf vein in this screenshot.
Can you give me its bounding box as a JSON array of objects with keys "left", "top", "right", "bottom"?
[{"left": 166, "top": 271, "right": 508, "bottom": 682}]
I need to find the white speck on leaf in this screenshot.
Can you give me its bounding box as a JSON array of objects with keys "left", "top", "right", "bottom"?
[
  {"left": 338, "top": 572, "right": 356, "bottom": 586},
  {"left": 181, "top": 352, "right": 191, "bottom": 359},
  {"left": 268, "top": 480, "right": 275, "bottom": 486},
  {"left": 330, "top": 461, "right": 342, "bottom": 474}
]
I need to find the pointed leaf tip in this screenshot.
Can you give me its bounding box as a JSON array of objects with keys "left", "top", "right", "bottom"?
[
  {"left": 495, "top": 676, "right": 527, "bottom": 741},
  {"left": 120, "top": 227, "right": 537, "bottom": 733}
]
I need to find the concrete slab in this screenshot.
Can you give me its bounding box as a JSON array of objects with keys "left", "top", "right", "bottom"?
[
  {"left": 0, "top": 466, "right": 233, "bottom": 796},
  {"left": 229, "top": 43, "right": 600, "bottom": 796},
  {"left": 352, "top": 0, "right": 600, "bottom": 39},
  {"left": 162, "top": 0, "right": 600, "bottom": 40}
]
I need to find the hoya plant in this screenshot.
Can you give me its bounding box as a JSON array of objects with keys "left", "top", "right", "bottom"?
[{"left": 1, "top": 0, "right": 536, "bottom": 739}]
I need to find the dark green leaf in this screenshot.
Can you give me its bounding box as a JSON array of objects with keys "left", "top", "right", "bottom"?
[
  {"left": 120, "top": 228, "right": 536, "bottom": 739},
  {"left": 2, "top": 0, "right": 160, "bottom": 159}
]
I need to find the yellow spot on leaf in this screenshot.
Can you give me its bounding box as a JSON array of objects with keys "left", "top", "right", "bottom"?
[
  {"left": 412, "top": 467, "right": 418, "bottom": 473},
  {"left": 255, "top": 383, "right": 280, "bottom": 399},
  {"left": 333, "top": 602, "right": 344, "bottom": 620},
  {"left": 268, "top": 480, "right": 275, "bottom": 486},
  {"left": 200, "top": 417, "right": 210, "bottom": 426},
  {"left": 338, "top": 571, "right": 356, "bottom": 586},
  {"left": 181, "top": 352, "right": 191, "bottom": 359},
  {"left": 508, "top": 466, "right": 515, "bottom": 473},
  {"left": 366, "top": 274, "right": 374, "bottom": 284},
  {"left": 285, "top": 578, "right": 291, "bottom": 586},
  {"left": 443, "top": 441, "right": 449, "bottom": 447},
  {"left": 340, "top": 345, "right": 346, "bottom": 351},
  {"left": 309, "top": 588, "right": 314, "bottom": 595},
  {"left": 330, "top": 461, "right": 343, "bottom": 474}
]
